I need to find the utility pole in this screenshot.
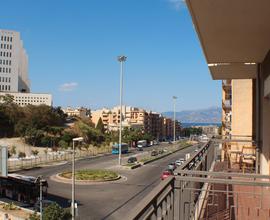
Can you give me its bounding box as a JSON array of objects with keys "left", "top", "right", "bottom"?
[
  {"left": 117, "top": 55, "right": 127, "bottom": 165},
  {"left": 173, "top": 96, "right": 177, "bottom": 142}
]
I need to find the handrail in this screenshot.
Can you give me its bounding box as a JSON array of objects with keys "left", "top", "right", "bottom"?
[{"left": 127, "top": 176, "right": 174, "bottom": 220}]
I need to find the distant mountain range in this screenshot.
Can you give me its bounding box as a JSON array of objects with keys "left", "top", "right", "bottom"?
[{"left": 162, "top": 107, "right": 221, "bottom": 123}]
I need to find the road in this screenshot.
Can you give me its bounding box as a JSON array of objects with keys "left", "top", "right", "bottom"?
[{"left": 17, "top": 143, "right": 199, "bottom": 220}]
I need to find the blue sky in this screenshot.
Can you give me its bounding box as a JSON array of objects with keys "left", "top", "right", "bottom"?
[{"left": 0, "top": 0, "right": 221, "bottom": 112}]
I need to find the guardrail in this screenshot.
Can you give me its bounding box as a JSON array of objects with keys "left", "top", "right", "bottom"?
[{"left": 126, "top": 140, "right": 216, "bottom": 220}]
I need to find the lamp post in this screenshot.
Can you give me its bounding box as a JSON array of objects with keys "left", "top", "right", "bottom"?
[
  {"left": 173, "top": 96, "right": 177, "bottom": 142},
  {"left": 35, "top": 175, "right": 44, "bottom": 220},
  {"left": 71, "top": 137, "right": 83, "bottom": 220},
  {"left": 117, "top": 55, "right": 127, "bottom": 166}
]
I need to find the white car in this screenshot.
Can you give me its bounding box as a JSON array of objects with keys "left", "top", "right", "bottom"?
[{"left": 175, "top": 160, "right": 184, "bottom": 166}]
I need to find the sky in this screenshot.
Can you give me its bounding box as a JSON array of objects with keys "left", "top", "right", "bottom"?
[{"left": 0, "top": 0, "right": 221, "bottom": 112}]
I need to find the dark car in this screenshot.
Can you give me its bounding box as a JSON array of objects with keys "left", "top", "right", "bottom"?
[
  {"left": 161, "top": 169, "right": 174, "bottom": 180},
  {"left": 168, "top": 162, "right": 177, "bottom": 170},
  {"left": 127, "top": 156, "right": 137, "bottom": 163},
  {"left": 151, "top": 150, "right": 158, "bottom": 156}
]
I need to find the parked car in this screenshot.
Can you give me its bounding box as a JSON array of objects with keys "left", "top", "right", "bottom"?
[
  {"left": 127, "top": 156, "right": 137, "bottom": 163},
  {"left": 194, "top": 149, "right": 198, "bottom": 153},
  {"left": 161, "top": 169, "right": 174, "bottom": 180},
  {"left": 168, "top": 162, "right": 177, "bottom": 170},
  {"left": 151, "top": 150, "right": 158, "bottom": 156},
  {"left": 175, "top": 160, "right": 184, "bottom": 166},
  {"left": 137, "top": 147, "right": 143, "bottom": 151}
]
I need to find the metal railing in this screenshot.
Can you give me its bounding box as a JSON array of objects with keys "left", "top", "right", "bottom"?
[{"left": 127, "top": 140, "right": 216, "bottom": 220}]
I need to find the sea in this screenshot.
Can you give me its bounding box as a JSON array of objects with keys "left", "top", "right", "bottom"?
[{"left": 181, "top": 122, "right": 221, "bottom": 128}]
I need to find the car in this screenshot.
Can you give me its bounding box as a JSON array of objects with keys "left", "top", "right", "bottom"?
[
  {"left": 151, "top": 150, "right": 158, "bottom": 156},
  {"left": 34, "top": 200, "right": 55, "bottom": 211},
  {"left": 161, "top": 169, "right": 174, "bottom": 180},
  {"left": 137, "top": 147, "right": 143, "bottom": 151},
  {"left": 194, "top": 149, "right": 198, "bottom": 153},
  {"left": 175, "top": 160, "right": 184, "bottom": 166},
  {"left": 168, "top": 162, "right": 177, "bottom": 170},
  {"left": 127, "top": 156, "right": 137, "bottom": 163}
]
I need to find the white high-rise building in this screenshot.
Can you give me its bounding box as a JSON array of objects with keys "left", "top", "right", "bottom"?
[
  {"left": 0, "top": 29, "right": 30, "bottom": 93},
  {"left": 0, "top": 29, "right": 52, "bottom": 106}
]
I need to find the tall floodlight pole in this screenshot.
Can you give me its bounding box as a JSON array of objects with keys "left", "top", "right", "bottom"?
[
  {"left": 71, "top": 137, "right": 83, "bottom": 220},
  {"left": 117, "top": 55, "right": 127, "bottom": 166},
  {"left": 173, "top": 96, "right": 177, "bottom": 142}
]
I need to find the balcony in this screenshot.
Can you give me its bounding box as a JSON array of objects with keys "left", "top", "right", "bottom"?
[
  {"left": 222, "top": 80, "right": 232, "bottom": 91},
  {"left": 222, "top": 100, "right": 231, "bottom": 110},
  {"left": 126, "top": 138, "right": 270, "bottom": 220}
]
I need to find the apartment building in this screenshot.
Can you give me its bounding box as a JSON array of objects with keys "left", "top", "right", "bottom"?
[
  {"left": 186, "top": 0, "right": 270, "bottom": 175},
  {"left": 0, "top": 29, "right": 52, "bottom": 107},
  {"left": 91, "top": 108, "right": 115, "bottom": 130},
  {"left": 91, "top": 106, "right": 181, "bottom": 139},
  {"left": 222, "top": 80, "right": 232, "bottom": 136},
  {"left": 62, "top": 107, "right": 90, "bottom": 119},
  {"left": 221, "top": 79, "right": 255, "bottom": 161}
]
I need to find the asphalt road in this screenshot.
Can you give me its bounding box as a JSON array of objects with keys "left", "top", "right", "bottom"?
[{"left": 17, "top": 143, "right": 199, "bottom": 220}]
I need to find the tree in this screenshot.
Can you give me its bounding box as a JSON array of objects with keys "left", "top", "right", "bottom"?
[
  {"left": 0, "top": 94, "right": 14, "bottom": 104},
  {"left": 28, "top": 212, "right": 39, "bottom": 220},
  {"left": 96, "top": 117, "right": 105, "bottom": 133},
  {"left": 18, "top": 151, "right": 26, "bottom": 158},
  {"left": 43, "top": 203, "right": 70, "bottom": 220},
  {"left": 31, "top": 150, "right": 39, "bottom": 156},
  {"left": 10, "top": 145, "right": 16, "bottom": 157},
  {"left": 58, "top": 140, "right": 69, "bottom": 150}
]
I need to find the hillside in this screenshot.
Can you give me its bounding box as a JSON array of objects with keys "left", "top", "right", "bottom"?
[{"left": 163, "top": 107, "right": 221, "bottom": 123}]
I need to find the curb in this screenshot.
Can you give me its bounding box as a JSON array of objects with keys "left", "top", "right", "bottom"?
[
  {"left": 123, "top": 163, "right": 142, "bottom": 170},
  {"left": 8, "top": 152, "right": 113, "bottom": 172},
  {"left": 53, "top": 173, "right": 121, "bottom": 185}
]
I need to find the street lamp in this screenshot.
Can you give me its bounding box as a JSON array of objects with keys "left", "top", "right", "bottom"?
[
  {"left": 117, "top": 55, "right": 127, "bottom": 166},
  {"left": 173, "top": 96, "right": 177, "bottom": 142},
  {"left": 35, "top": 175, "right": 46, "bottom": 220},
  {"left": 71, "top": 137, "right": 83, "bottom": 220}
]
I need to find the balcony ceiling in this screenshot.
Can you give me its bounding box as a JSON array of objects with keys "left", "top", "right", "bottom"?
[{"left": 186, "top": 0, "right": 270, "bottom": 80}]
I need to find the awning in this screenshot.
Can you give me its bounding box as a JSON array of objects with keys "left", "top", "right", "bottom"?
[{"left": 186, "top": 0, "right": 270, "bottom": 79}]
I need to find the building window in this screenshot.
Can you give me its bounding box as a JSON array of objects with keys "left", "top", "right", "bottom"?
[
  {"left": 9, "top": 52, "right": 11, "bottom": 57},
  {"left": 4, "top": 36, "right": 6, "bottom": 41},
  {"left": 10, "top": 45, "right": 12, "bottom": 50},
  {"left": 9, "top": 60, "right": 11, "bottom": 65},
  {"left": 9, "top": 68, "right": 11, "bottom": 73},
  {"left": 4, "top": 44, "right": 6, "bottom": 49},
  {"left": 10, "top": 37, "right": 12, "bottom": 42},
  {"left": 0, "top": 44, "right": 2, "bottom": 48}
]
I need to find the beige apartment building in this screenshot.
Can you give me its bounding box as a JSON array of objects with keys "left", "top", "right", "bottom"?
[
  {"left": 91, "top": 106, "right": 181, "bottom": 140},
  {"left": 62, "top": 107, "right": 90, "bottom": 119},
  {"left": 187, "top": 0, "right": 270, "bottom": 175},
  {"left": 222, "top": 79, "right": 255, "bottom": 161}
]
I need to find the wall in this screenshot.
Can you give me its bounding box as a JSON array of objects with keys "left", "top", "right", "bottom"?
[{"left": 260, "top": 51, "right": 270, "bottom": 175}]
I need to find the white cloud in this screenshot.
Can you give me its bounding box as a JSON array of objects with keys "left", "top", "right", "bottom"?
[
  {"left": 59, "top": 82, "right": 78, "bottom": 92},
  {"left": 168, "top": 0, "right": 186, "bottom": 10}
]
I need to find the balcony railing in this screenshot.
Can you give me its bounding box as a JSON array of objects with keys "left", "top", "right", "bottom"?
[
  {"left": 126, "top": 138, "right": 270, "bottom": 220},
  {"left": 222, "top": 100, "right": 232, "bottom": 110},
  {"left": 126, "top": 141, "right": 216, "bottom": 220},
  {"left": 222, "top": 80, "right": 232, "bottom": 91}
]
